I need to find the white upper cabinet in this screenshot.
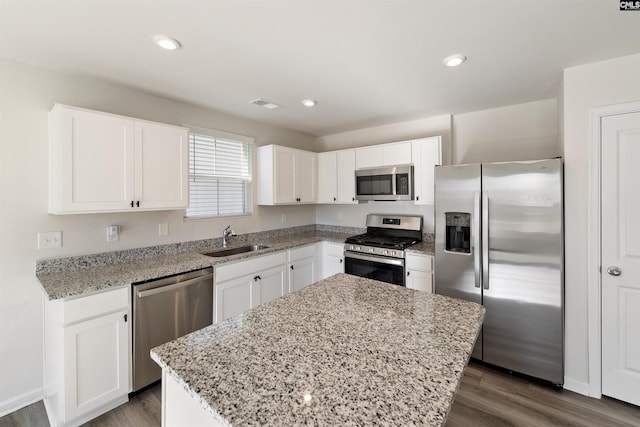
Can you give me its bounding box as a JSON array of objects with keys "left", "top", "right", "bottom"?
[
  {"left": 317, "top": 149, "right": 357, "bottom": 204},
  {"left": 134, "top": 121, "right": 189, "bottom": 210},
  {"left": 411, "top": 136, "right": 443, "bottom": 205},
  {"left": 317, "top": 152, "right": 338, "bottom": 203},
  {"left": 336, "top": 149, "right": 357, "bottom": 203},
  {"left": 257, "top": 145, "right": 317, "bottom": 205},
  {"left": 48, "top": 104, "right": 188, "bottom": 214},
  {"left": 355, "top": 141, "right": 412, "bottom": 169}
]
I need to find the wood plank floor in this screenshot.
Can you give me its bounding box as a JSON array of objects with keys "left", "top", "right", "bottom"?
[{"left": 2, "top": 362, "right": 640, "bottom": 426}]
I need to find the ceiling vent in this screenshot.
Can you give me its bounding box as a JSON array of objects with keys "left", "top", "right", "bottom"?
[{"left": 249, "top": 98, "right": 281, "bottom": 109}]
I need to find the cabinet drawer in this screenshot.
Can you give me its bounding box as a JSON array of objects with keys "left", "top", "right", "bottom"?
[
  {"left": 215, "top": 251, "right": 287, "bottom": 283},
  {"left": 288, "top": 244, "right": 316, "bottom": 262},
  {"left": 405, "top": 254, "right": 433, "bottom": 272},
  {"left": 63, "top": 287, "right": 128, "bottom": 325}
]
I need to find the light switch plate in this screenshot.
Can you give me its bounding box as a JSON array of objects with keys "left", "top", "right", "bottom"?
[
  {"left": 159, "top": 222, "right": 169, "bottom": 236},
  {"left": 38, "top": 231, "right": 62, "bottom": 249},
  {"left": 107, "top": 225, "right": 119, "bottom": 242}
]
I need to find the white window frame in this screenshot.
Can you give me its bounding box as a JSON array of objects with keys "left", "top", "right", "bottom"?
[{"left": 184, "top": 125, "right": 255, "bottom": 220}]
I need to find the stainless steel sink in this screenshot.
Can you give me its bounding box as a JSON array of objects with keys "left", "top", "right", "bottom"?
[{"left": 202, "top": 244, "right": 270, "bottom": 257}]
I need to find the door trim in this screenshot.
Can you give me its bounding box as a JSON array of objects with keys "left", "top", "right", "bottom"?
[{"left": 587, "top": 100, "right": 640, "bottom": 398}]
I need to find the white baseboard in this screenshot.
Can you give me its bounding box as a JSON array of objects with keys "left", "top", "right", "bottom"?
[
  {"left": 0, "top": 387, "right": 43, "bottom": 418},
  {"left": 563, "top": 377, "right": 592, "bottom": 397}
]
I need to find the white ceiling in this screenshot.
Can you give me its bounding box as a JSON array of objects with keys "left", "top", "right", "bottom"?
[{"left": 1, "top": 0, "right": 640, "bottom": 137}]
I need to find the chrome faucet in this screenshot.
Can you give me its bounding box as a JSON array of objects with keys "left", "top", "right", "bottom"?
[{"left": 222, "top": 225, "right": 236, "bottom": 248}]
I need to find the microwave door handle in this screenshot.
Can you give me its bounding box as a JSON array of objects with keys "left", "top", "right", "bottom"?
[{"left": 392, "top": 173, "right": 397, "bottom": 197}]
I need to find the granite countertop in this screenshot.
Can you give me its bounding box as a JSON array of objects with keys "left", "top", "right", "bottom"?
[
  {"left": 406, "top": 240, "right": 435, "bottom": 255},
  {"left": 37, "top": 231, "right": 348, "bottom": 300},
  {"left": 36, "top": 228, "right": 435, "bottom": 301},
  {"left": 151, "top": 273, "right": 484, "bottom": 426}
]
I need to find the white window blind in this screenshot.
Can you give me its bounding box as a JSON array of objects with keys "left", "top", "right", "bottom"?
[{"left": 186, "top": 130, "right": 253, "bottom": 218}]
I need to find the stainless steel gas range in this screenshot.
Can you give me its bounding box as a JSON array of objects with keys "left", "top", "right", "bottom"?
[{"left": 344, "top": 214, "right": 423, "bottom": 286}]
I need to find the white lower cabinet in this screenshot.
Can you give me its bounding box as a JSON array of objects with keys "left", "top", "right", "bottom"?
[
  {"left": 288, "top": 244, "right": 317, "bottom": 293},
  {"left": 44, "top": 287, "right": 130, "bottom": 427},
  {"left": 214, "top": 252, "right": 288, "bottom": 323},
  {"left": 320, "top": 242, "right": 345, "bottom": 280},
  {"left": 405, "top": 253, "right": 434, "bottom": 292},
  {"left": 214, "top": 276, "right": 256, "bottom": 322}
]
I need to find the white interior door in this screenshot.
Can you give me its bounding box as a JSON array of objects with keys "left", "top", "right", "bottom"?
[{"left": 601, "top": 111, "right": 640, "bottom": 406}]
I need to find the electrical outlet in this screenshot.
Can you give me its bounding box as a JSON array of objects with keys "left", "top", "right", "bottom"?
[
  {"left": 159, "top": 222, "right": 169, "bottom": 236},
  {"left": 107, "top": 225, "right": 119, "bottom": 242},
  {"left": 281, "top": 213, "right": 286, "bottom": 223},
  {"left": 337, "top": 212, "right": 343, "bottom": 221},
  {"left": 38, "top": 231, "right": 62, "bottom": 249}
]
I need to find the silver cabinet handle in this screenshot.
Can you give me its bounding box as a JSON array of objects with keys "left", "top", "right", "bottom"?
[{"left": 607, "top": 266, "right": 622, "bottom": 276}]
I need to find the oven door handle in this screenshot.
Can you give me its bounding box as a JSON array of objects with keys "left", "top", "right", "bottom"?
[{"left": 344, "top": 252, "right": 405, "bottom": 267}]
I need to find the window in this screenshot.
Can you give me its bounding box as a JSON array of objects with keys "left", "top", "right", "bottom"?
[{"left": 185, "top": 127, "right": 254, "bottom": 218}]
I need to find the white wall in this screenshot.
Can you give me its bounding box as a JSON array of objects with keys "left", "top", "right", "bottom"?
[
  {"left": 0, "top": 58, "right": 316, "bottom": 413},
  {"left": 453, "top": 99, "right": 559, "bottom": 164},
  {"left": 562, "top": 53, "right": 640, "bottom": 393}
]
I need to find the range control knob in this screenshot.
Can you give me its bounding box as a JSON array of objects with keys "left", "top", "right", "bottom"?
[
  {"left": 384, "top": 250, "right": 389, "bottom": 255},
  {"left": 369, "top": 248, "right": 374, "bottom": 253},
  {"left": 356, "top": 246, "right": 361, "bottom": 251}
]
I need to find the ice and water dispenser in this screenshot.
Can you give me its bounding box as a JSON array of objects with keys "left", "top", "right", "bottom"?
[{"left": 445, "top": 212, "right": 471, "bottom": 254}]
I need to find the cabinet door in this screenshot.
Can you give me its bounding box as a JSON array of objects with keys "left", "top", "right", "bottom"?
[
  {"left": 296, "top": 150, "right": 317, "bottom": 203},
  {"left": 257, "top": 264, "right": 288, "bottom": 305},
  {"left": 289, "top": 256, "right": 315, "bottom": 293},
  {"left": 215, "top": 276, "right": 256, "bottom": 322},
  {"left": 135, "top": 122, "right": 189, "bottom": 209},
  {"left": 412, "top": 137, "right": 442, "bottom": 205},
  {"left": 383, "top": 141, "right": 412, "bottom": 165},
  {"left": 317, "top": 152, "right": 338, "bottom": 203},
  {"left": 53, "top": 106, "right": 135, "bottom": 213},
  {"left": 274, "top": 147, "right": 297, "bottom": 204},
  {"left": 322, "top": 242, "right": 345, "bottom": 279},
  {"left": 336, "top": 149, "right": 357, "bottom": 204},
  {"left": 63, "top": 310, "right": 129, "bottom": 420},
  {"left": 406, "top": 269, "right": 433, "bottom": 293},
  {"left": 355, "top": 145, "right": 384, "bottom": 169}
]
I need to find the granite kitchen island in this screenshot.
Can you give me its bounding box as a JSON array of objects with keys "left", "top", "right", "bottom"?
[{"left": 151, "top": 274, "right": 484, "bottom": 426}]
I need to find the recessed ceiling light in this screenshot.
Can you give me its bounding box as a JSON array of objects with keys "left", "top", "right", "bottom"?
[
  {"left": 154, "top": 36, "right": 181, "bottom": 50},
  {"left": 301, "top": 99, "right": 317, "bottom": 107},
  {"left": 443, "top": 54, "right": 466, "bottom": 67}
]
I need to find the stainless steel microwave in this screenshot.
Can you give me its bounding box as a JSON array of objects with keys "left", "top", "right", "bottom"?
[{"left": 355, "top": 165, "right": 414, "bottom": 201}]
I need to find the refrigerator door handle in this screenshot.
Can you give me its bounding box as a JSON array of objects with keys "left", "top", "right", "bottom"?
[
  {"left": 482, "top": 191, "right": 490, "bottom": 290},
  {"left": 474, "top": 191, "right": 482, "bottom": 288}
]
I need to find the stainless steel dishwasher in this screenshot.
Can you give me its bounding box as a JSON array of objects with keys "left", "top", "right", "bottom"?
[{"left": 132, "top": 267, "right": 213, "bottom": 392}]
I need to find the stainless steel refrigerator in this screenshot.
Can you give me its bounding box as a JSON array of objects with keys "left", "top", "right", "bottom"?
[{"left": 434, "top": 158, "right": 563, "bottom": 385}]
